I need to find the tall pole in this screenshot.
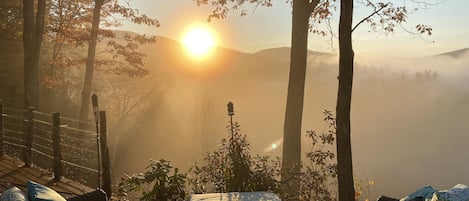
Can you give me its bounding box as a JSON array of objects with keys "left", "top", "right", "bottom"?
[
  {"left": 99, "top": 111, "right": 112, "bottom": 199},
  {"left": 227, "top": 102, "right": 234, "bottom": 139},
  {"left": 0, "top": 100, "right": 4, "bottom": 157},
  {"left": 91, "top": 94, "right": 101, "bottom": 188}
]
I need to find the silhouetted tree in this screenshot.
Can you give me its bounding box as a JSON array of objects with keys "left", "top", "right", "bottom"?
[
  {"left": 23, "top": 0, "right": 46, "bottom": 109},
  {"left": 336, "top": 0, "right": 355, "bottom": 200},
  {"left": 78, "top": 0, "right": 103, "bottom": 126},
  {"left": 336, "top": 1, "right": 433, "bottom": 200},
  {"left": 77, "top": 0, "right": 159, "bottom": 125}
]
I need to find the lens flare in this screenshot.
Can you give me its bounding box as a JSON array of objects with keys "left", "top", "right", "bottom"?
[{"left": 263, "top": 138, "right": 283, "bottom": 153}]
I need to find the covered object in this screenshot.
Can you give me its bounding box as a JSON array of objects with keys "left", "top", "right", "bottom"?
[{"left": 190, "top": 192, "right": 281, "bottom": 201}]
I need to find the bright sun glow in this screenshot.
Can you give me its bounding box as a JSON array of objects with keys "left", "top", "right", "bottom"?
[{"left": 182, "top": 26, "right": 216, "bottom": 59}]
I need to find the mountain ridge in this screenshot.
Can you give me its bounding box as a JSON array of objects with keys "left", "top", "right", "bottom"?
[
  {"left": 432, "top": 48, "right": 469, "bottom": 58},
  {"left": 147, "top": 33, "right": 467, "bottom": 60}
]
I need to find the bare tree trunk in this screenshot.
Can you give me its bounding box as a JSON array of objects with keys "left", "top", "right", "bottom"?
[
  {"left": 79, "top": 0, "right": 102, "bottom": 124},
  {"left": 23, "top": 0, "right": 34, "bottom": 109},
  {"left": 280, "top": 0, "right": 310, "bottom": 200},
  {"left": 336, "top": 0, "right": 355, "bottom": 200},
  {"left": 23, "top": 0, "right": 46, "bottom": 109},
  {"left": 33, "top": 0, "right": 45, "bottom": 108}
]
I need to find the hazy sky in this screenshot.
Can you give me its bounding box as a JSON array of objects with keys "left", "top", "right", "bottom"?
[{"left": 119, "top": 0, "right": 469, "bottom": 58}]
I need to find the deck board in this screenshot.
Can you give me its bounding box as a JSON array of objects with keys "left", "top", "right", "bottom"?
[{"left": 0, "top": 156, "right": 95, "bottom": 198}]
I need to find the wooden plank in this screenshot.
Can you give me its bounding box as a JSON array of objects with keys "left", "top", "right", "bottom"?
[{"left": 0, "top": 156, "right": 94, "bottom": 198}]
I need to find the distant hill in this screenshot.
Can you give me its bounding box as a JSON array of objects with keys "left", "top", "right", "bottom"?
[
  {"left": 142, "top": 36, "right": 293, "bottom": 83},
  {"left": 254, "top": 47, "right": 335, "bottom": 63},
  {"left": 432, "top": 48, "right": 469, "bottom": 58}
]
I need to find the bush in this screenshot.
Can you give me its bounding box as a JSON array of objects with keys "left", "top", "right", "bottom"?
[
  {"left": 300, "top": 110, "right": 338, "bottom": 201},
  {"left": 189, "top": 112, "right": 340, "bottom": 200},
  {"left": 189, "top": 122, "right": 281, "bottom": 194},
  {"left": 117, "top": 159, "right": 187, "bottom": 201},
  {"left": 117, "top": 110, "right": 350, "bottom": 201}
]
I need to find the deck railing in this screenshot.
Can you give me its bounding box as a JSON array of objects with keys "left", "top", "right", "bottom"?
[{"left": 0, "top": 101, "right": 111, "bottom": 197}]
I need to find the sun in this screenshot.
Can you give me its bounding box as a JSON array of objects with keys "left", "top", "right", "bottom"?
[{"left": 182, "top": 26, "right": 217, "bottom": 59}]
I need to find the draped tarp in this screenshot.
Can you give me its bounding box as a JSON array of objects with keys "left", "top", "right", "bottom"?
[
  {"left": 400, "top": 184, "right": 469, "bottom": 201},
  {"left": 190, "top": 192, "right": 281, "bottom": 201}
]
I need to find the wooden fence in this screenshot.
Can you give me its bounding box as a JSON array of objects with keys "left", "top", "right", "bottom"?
[{"left": 0, "top": 101, "right": 112, "bottom": 197}]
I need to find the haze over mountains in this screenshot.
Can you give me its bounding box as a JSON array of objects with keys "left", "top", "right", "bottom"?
[
  {"left": 105, "top": 34, "right": 469, "bottom": 200},
  {"left": 3, "top": 31, "right": 468, "bottom": 200}
]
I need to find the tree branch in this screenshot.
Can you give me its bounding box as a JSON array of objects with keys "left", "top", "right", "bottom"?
[
  {"left": 352, "top": 3, "right": 389, "bottom": 33},
  {"left": 308, "top": 0, "right": 320, "bottom": 14}
]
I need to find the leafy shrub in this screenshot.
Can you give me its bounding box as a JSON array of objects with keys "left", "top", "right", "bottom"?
[
  {"left": 117, "top": 110, "right": 363, "bottom": 201},
  {"left": 189, "top": 112, "right": 338, "bottom": 201},
  {"left": 189, "top": 122, "right": 281, "bottom": 193},
  {"left": 300, "top": 110, "right": 338, "bottom": 201},
  {"left": 117, "top": 159, "right": 187, "bottom": 201}
]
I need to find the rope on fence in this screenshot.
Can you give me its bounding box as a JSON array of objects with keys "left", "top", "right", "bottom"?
[
  {"left": 3, "top": 141, "right": 27, "bottom": 149},
  {"left": 60, "top": 143, "right": 96, "bottom": 154},
  {"left": 33, "top": 129, "right": 52, "bottom": 139},
  {"left": 60, "top": 134, "right": 86, "bottom": 143},
  {"left": 61, "top": 160, "right": 98, "bottom": 173},
  {"left": 60, "top": 126, "right": 98, "bottom": 138},
  {"left": 33, "top": 119, "right": 53, "bottom": 127},
  {"left": 32, "top": 110, "right": 52, "bottom": 117},
  {"left": 59, "top": 116, "right": 95, "bottom": 127},
  {"left": 31, "top": 147, "right": 54, "bottom": 160},
  {"left": 32, "top": 111, "right": 53, "bottom": 123},
  {"left": 3, "top": 135, "right": 24, "bottom": 143},
  {"left": 32, "top": 135, "right": 52, "bottom": 144},
  {"left": 32, "top": 142, "right": 53, "bottom": 153}
]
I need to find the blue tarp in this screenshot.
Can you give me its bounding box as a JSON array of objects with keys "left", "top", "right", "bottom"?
[{"left": 400, "top": 184, "right": 469, "bottom": 201}]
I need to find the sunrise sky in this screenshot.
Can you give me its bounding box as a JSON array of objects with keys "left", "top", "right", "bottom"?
[{"left": 119, "top": 0, "right": 469, "bottom": 58}]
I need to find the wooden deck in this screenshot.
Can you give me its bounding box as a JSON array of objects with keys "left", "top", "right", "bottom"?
[{"left": 0, "top": 156, "right": 95, "bottom": 199}]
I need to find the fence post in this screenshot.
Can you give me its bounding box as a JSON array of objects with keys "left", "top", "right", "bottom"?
[
  {"left": 24, "top": 107, "right": 34, "bottom": 167},
  {"left": 99, "top": 111, "right": 112, "bottom": 199},
  {"left": 0, "top": 100, "right": 4, "bottom": 157},
  {"left": 52, "top": 112, "right": 63, "bottom": 180}
]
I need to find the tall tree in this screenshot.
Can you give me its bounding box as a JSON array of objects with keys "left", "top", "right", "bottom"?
[
  {"left": 23, "top": 0, "right": 47, "bottom": 109},
  {"left": 335, "top": 1, "right": 433, "bottom": 200},
  {"left": 280, "top": 1, "right": 316, "bottom": 199},
  {"left": 77, "top": 0, "right": 159, "bottom": 124},
  {"left": 78, "top": 0, "right": 103, "bottom": 125},
  {"left": 336, "top": 0, "right": 355, "bottom": 200}
]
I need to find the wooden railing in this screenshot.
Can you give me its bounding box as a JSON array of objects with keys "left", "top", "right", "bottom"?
[{"left": 0, "top": 101, "right": 112, "bottom": 197}]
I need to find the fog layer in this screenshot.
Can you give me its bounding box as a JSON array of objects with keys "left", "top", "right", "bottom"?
[{"left": 107, "top": 37, "right": 469, "bottom": 200}]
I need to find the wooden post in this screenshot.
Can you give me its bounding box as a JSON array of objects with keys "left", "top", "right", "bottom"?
[
  {"left": 52, "top": 112, "right": 62, "bottom": 180},
  {"left": 99, "top": 111, "right": 112, "bottom": 199},
  {"left": 0, "top": 100, "right": 4, "bottom": 157},
  {"left": 24, "top": 107, "right": 34, "bottom": 166}
]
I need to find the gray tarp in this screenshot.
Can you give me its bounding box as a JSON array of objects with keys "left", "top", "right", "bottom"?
[{"left": 190, "top": 192, "right": 281, "bottom": 201}]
